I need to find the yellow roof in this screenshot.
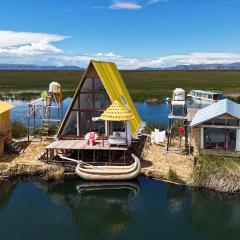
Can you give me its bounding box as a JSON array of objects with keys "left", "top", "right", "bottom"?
[
  {"left": 100, "top": 100, "right": 134, "bottom": 121},
  {"left": 92, "top": 61, "right": 142, "bottom": 135},
  {"left": 57, "top": 60, "right": 142, "bottom": 137},
  {"left": 0, "top": 100, "right": 15, "bottom": 114}
]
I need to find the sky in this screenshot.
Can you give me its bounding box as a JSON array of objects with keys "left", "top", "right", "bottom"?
[{"left": 0, "top": 0, "right": 240, "bottom": 69}]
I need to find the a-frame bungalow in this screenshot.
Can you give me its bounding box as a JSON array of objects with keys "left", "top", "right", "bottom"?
[
  {"left": 57, "top": 60, "right": 141, "bottom": 139},
  {"left": 44, "top": 61, "right": 143, "bottom": 174}
]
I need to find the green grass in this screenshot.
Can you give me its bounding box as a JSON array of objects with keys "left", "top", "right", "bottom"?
[
  {"left": 11, "top": 121, "right": 28, "bottom": 139},
  {"left": 167, "top": 167, "right": 181, "bottom": 183},
  {"left": 192, "top": 155, "right": 240, "bottom": 187},
  {"left": 0, "top": 70, "right": 240, "bottom": 101}
]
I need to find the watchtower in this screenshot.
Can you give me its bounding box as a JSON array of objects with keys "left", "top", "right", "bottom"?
[{"left": 167, "top": 88, "right": 188, "bottom": 151}]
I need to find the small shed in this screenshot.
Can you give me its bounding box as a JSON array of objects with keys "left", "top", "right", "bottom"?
[
  {"left": 190, "top": 99, "right": 240, "bottom": 154},
  {"left": 0, "top": 101, "right": 15, "bottom": 156}
]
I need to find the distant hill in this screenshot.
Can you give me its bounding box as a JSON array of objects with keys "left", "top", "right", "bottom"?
[
  {"left": 0, "top": 64, "right": 83, "bottom": 70},
  {"left": 138, "top": 62, "right": 240, "bottom": 71},
  {"left": 2, "top": 62, "right": 240, "bottom": 71}
]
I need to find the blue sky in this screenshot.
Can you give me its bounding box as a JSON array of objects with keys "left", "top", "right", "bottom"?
[{"left": 0, "top": 0, "right": 240, "bottom": 69}]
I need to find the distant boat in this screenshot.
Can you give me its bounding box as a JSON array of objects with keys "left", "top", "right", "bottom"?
[
  {"left": 188, "top": 90, "right": 224, "bottom": 104},
  {"left": 163, "top": 96, "right": 170, "bottom": 102}
]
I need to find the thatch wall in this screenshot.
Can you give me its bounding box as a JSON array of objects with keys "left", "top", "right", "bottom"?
[
  {"left": 0, "top": 111, "right": 11, "bottom": 137},
  {"left": 191, "top": 127, "right": 201, "bottom": 158}
]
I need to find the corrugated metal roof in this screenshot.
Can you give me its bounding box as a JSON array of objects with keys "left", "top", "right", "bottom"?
[
  {"left": 57, "top": 60, "right": 142, "bottom": 137},
  {"left": 190, "top": 99, "right": 240, "bottom": 127},
  {"left": 0, "top": 100, "right": 15, "bottom": 114},
  {"left": 92, "top": 61, "right": 142, "bottom": 135}
]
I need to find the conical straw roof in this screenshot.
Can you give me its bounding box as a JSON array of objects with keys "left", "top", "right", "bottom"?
[{"left": 100, "top": 100, "right": 134, "bottom": 121}]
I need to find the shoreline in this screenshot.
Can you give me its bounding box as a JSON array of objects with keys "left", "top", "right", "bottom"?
[{"left": 0, "top": 137, "right": 239, "bottom": 194}]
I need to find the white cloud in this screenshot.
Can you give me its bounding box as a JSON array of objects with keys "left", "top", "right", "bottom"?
[
  {"left": 0, "top": 30, "right": 68, "bottom": 56},
  {"left": 109, "top": 1, "right": 142, "bottom": 10},
  {"left": 1, "top": 30, "right": 240, "bottom": 69},
  {"left": 0, "top": 30, "right": 67, "bottom": 48}
]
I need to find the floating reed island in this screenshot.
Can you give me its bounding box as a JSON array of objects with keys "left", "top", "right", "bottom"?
[{"left": 0, "top": 60, "right": 240, "bottom": 193}]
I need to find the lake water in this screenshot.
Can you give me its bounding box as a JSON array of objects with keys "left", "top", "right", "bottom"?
[
  {"left": 0, "top": 177, "right": 239, "bottom": 240},
  {"left": 8, "top": 97, "right": 208, "bottom": 128},
  {"left": 8, "top": 98, "right": 171, "bottom": 127}
]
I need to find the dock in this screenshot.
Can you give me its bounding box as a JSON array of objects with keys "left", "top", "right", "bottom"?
[{"left": 46, "top": 139, "right": 127, "bottom": 151}]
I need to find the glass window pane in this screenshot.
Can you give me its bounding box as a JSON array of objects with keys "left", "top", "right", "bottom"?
[
  {"left": 62, "top": 111, "right": 77, "bottom": 136},
  {"left": 80, "top": 112, "right": 91, "bottom": 135},
  {"left": 80, "top": 94, "right": 93, "bottom": 110},
  {"left": 228, "top": 129, "right": 236, "bottom": 150},
  {"left": 95, "top": 94, "right": 108, "bottom": 110},
  {"left": 94, "top": 78, "right": 105, "bottom": 93},
  {"left": 172, "top": 105, "right": 186, "bottom": 117},
  {"left": 226, "top": 119, "right": 239, "bottom": 126},
  {"left": 72, "top": 96, "right": 79, "bottom": 110},
  {"left": 92, "top": 111, "right": 105, "bottom": 136},
  {"left": 81, "top": 78, "right": 93, "bottom": 92},
  {"left": 204, "top": 128, "right": 225, "bottom": 149}
]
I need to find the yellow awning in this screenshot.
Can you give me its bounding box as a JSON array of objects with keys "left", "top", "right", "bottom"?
[
  {"left": 92, "top": 61, "right": 142, "bottom": 135},
  {"left": 100, "top": 100, "right": 134, "bottom": 121},
  {"left": 0, "top": 101, "right": 15, "bottom": 114}
]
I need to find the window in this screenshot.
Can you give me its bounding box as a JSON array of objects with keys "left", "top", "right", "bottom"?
[
  {"left": 81, "top": 78, "right": 93, "bottom": 92},
  {"left": 62, "top": 77, "right": 110, "bottom": 138},
  {"left": 204, "top": 128, "right": 236, "bottom": 151},
  {"left": 62, "top": 111, "right": 78, "bottom": 136},
  {"left": 172, "top": 105, "right": 187, "bottom": 117},
  {"left": 226, "top": 119, "right": 239, "bottom": 126}
]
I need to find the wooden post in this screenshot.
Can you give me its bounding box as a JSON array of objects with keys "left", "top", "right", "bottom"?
[
  {"left": 184, "top": 119, "right": 188, "bottom": 152},
  {"left": 33, "top": 105, "right": 36, "bottom": 130},
  {"left": 224, "top": 128, "right": 227, "bottom": 150},
  {"left": 27, "top": 103, "right": 30, "bottom": 142},
  {"left": 125, "top": 121, "right": 128, "bottom": 146},
  {"left": 167, "top": 119, "right": 171, "bottom": 151},
  {"left": 189, "top": 128, "right": 192, "bottom": 156}
]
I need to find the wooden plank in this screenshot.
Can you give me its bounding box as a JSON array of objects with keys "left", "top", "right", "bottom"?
[{"left": 45, "top": 140, "right": 127, "bottom": 151}]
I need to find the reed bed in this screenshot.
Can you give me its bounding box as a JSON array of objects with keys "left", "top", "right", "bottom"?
[{"left": 1, "top": 70, "right": 240, "bottom": 101}]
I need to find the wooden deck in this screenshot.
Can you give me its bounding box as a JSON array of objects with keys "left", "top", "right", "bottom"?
[{"left": 46, "top": 139, "right": 128, "bottom": 151}]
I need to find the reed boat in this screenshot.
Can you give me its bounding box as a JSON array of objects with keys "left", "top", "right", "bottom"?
[
  {"left": 188, "top": 90, "right": 224, "bottom": 104},
  {"left": 75, "top": 154, "right": 141, "bottom": 181},
  {"left": 58, "top": 153, "right": 141, "bottom": 181}
]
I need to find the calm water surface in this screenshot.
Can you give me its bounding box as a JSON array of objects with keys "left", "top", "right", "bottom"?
[
  {"left": 8, "top": 98, "right": 171, "bottom": 126},
  {"left": 0, "top": 177, "right": 239, "bottom": 240},
  {"left": 8, "top": 97, "right": 210, "bottom": 127}
]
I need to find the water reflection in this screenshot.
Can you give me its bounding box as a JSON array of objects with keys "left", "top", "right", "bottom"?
[
  {"left": 166, "top": 184, "right": 191, "bottom": 217},
  {"left": 42, "top": 180, "right": 140, "bottom": 239},
  {"left": 0, "top": 179, "right": 239, "bottom": 240},
  {"left": 0, "top": 182, "right": 15, "bottom": 210},
  {"left": 189, "top": 189, "right": 240, "bottom": 239}
]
